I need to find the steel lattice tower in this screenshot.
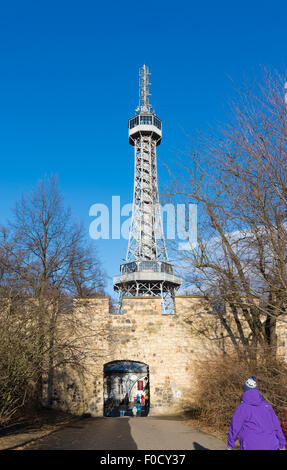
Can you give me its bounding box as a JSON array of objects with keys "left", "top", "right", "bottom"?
[{"left": 113, "top": 65, "right": 181, "bottom": 313}]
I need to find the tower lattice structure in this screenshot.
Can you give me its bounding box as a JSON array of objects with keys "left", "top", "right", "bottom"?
[{"left": 113, "top": 65, "right": 181, "bottom": 313}]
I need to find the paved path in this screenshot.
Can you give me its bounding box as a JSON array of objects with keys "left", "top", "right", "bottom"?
[{"left": 22, "top": 417, "right": 226, "bottom": 450}]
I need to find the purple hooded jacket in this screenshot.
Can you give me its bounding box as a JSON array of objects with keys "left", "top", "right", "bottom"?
[{"left": 227, "top": 389, "right": 286, "bottom": 450}]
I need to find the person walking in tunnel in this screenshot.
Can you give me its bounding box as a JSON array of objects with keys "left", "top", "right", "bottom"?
[
  {"left": 119, "top": 402, "right": 125, "bottom": 417},
  {"left": 143, "top": 393, "right": 149, "bottom": 416},
  {"left": 227, "top": 376, "right": 286, "bottom": 450},
  {"left": 136, "top": 400, "right": 142, "bottom": 417},
  {"left": 144, "top": 392, "right": 149, "bottom": 409},
  {"left": 132, "top": 404, "right": 137, "bottom": 417}
]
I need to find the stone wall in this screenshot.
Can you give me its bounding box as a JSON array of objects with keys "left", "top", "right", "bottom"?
[
  {"left": 51, "top": 295, "right": 287, "bottom": 417},
  {"left": 51, "top": 296, "right": 210, "bottom": 416}
]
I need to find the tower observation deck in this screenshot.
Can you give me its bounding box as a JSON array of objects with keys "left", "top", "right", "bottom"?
[{"left": 113, "top": 65, "right": 181, "bottom": 313}]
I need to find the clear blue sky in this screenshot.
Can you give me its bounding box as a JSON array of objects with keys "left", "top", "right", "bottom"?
[{"left": 0, "top": 0, "right": 286, "bottom": 297}]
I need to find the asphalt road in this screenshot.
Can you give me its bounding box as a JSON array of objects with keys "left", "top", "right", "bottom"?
[{"left": 23, "top": 416, "right": 227, "bottom": 450}]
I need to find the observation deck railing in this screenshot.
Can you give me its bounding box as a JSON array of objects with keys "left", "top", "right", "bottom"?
[{"left": 120, "top": 261, "right": 173, "bottom": 275}]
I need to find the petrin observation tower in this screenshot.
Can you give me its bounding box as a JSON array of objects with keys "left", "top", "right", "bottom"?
[{"left": 113, "top": 65, "right": 181, "bottom": 313}]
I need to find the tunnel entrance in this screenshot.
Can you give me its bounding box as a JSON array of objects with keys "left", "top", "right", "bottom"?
[{"left": 103, "top": 361, "right": 149, "bottom": 417}]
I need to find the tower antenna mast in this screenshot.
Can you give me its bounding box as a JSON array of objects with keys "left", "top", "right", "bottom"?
[
  {"left": 114, "top": 66, "right": 181, "bottom": 314},
  {"left": 137, "top": 64, "right": 152, "bottom": 113}
]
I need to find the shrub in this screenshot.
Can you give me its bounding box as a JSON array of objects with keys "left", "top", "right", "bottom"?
[{"left": 193, "top": 349, "right": 287, "bottom": 437}]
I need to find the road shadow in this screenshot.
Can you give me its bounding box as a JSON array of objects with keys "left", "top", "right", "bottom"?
[
  {"left": 0, "top": 409, "right": 76, "bottom": 438},
  {"left": 105, "top": 405, "right": 149, "bottom": 418},
  {"left": 23, "top": 416, "right": 138, "bottom": 450},
  {"left": 193, "top": 442, "right": 210, "bottom": 450}
]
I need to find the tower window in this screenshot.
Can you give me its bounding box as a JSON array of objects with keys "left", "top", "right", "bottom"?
[
  {"left": 140, "top": 115, "right": 153, "bottom": 125},
  {"left": 129, "top": 116, "right": 139, "bottom": 129},
  {"left": 153, "top": 117, "right": 161, "bottom": 130}
]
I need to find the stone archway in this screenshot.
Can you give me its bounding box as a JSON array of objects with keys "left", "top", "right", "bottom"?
[{"left": 103, "top": 361, "right": 149, "bottom": 417}]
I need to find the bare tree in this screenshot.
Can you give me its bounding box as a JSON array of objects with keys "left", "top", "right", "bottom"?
[
  {"left": 0, "top": 175, "right": 106, "bottom": 411},
  {"left": 0, "top": 227, "right": 41, "bottom": 422},
  {"left": 167, "top": 70, "right": 287, "bottom": 357},
  {"left": 66, "top": 237, "right": 106, "bottom": 298}
]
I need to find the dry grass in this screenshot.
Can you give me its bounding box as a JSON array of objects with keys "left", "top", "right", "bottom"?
[{"left": 190, "top": 350, "right": 287, "bottom": 438}]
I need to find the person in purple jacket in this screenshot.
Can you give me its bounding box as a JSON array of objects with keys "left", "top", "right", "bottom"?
[{"left": 227, "top": 376, "right": 286, "bottom": 450}]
